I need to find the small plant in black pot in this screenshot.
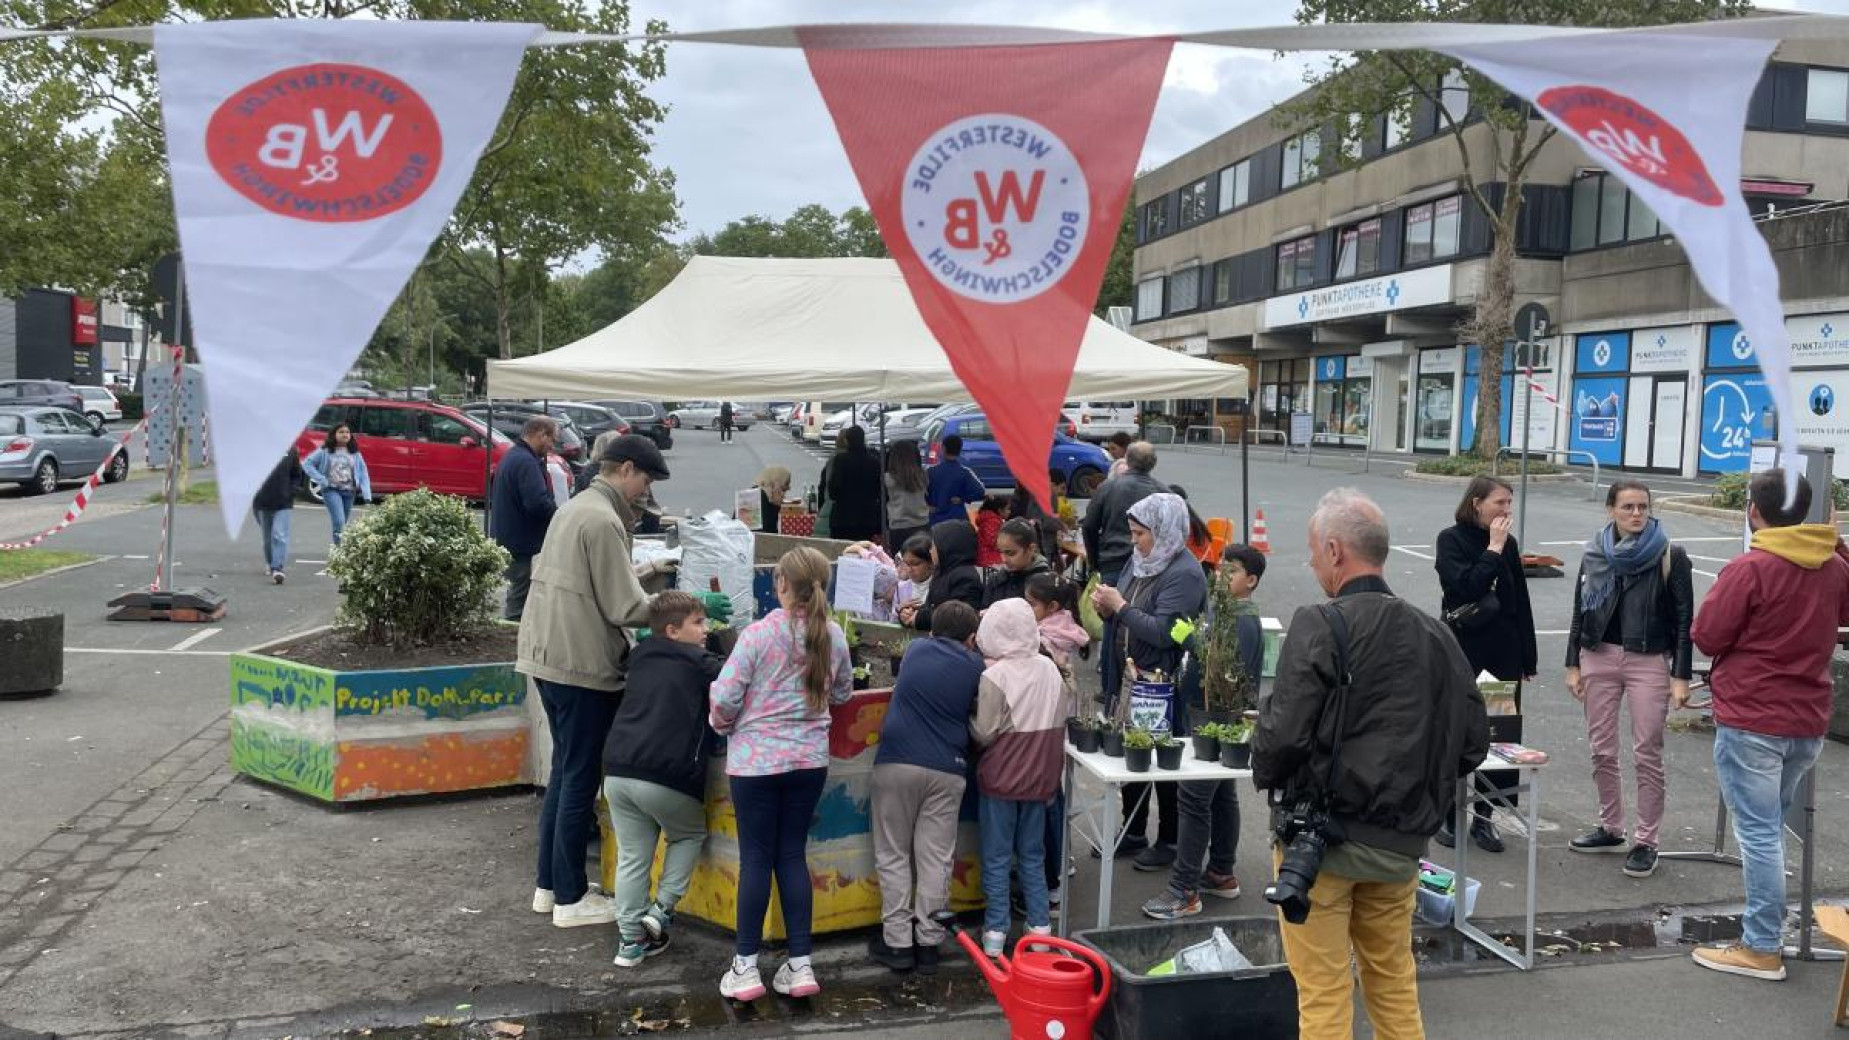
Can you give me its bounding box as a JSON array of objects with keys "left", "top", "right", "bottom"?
[
  {"left": 1218, "top": 720, "right": 1254, "bottom": 769},
  {"left": 1154, "top": 732, "right": 1184, "bottom": 771},
  {"left": 1101, "top": 724, "right": 1126, "bottom": 758},
  {"left": 1066, "top": 716, "right": 1103, "bottom": 754},
  {"left": 1192, "top": 722, "right": 1224, "bottom": 762},
  {"left": 1122, "top": 728, "right": 1155, "bottom": 773}
]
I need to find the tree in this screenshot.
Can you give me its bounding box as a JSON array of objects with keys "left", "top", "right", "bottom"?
[
  {"left": 1288, "top": 0, "right": 1748, "bottom": 459},
  {"left": 1095, "top": 203, "right": 1135, "bottom": 318},
  {"left": 689, "top": 203, "right": 890, "bottom": 260}
]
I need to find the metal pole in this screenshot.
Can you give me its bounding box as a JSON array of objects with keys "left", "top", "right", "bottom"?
[
  {"left": 157, "top": 264, "right": 185, "bottom": 593},
  {"left": 483, "top": 400, "right": 494, "bottom": 531},
  {"left": 1519, "top": 346, "right": 1532, "bottom": 551},
  {"left": 1241, "top": 407, "right": 1251, "bottom": 543},
  {"left": 428, "top": 325, "right": 436, "bottom": 389}
]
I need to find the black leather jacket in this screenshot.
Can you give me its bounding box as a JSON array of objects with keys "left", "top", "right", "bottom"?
[{"left": 1566, "top": 545, "right": 1695, "bottom": 680}]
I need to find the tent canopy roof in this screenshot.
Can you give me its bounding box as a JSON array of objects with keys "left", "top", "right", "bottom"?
[{"left": 486, "top": 256, "right": 1247, "bottom": 403}]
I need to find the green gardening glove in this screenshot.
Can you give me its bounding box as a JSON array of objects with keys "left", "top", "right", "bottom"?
[
  {"left": 1169, "top": 617, "right": 1198, "bottom": 647},
  {"left": 697, "top": 590, "right": 734, "bottom": 624}
]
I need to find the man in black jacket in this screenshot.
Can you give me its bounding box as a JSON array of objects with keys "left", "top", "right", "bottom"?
[
  {"left": 253, "top": 450, "right": 305, "bottom": 584},
  {"left": 489, "top": 416, "right": 558, "bottom": 621},
  {"left": 1254, "top": 488, "right": 1487, "bottom": 1039}
]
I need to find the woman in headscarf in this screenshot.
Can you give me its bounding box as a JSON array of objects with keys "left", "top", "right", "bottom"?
[
  {"left": 754, "top": 466, "right": 792, "bottom": 535},
  {"left": 1563, "top": 480, "right": 1693, "bottom": 881},
  {"left": 1090, "top": 492, "right": 1209, "bottom": 870}
]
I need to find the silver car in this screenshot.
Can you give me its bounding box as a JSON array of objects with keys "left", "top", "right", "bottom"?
[{"left": 0, "top": 406, "right": 127, "bottom": 494}]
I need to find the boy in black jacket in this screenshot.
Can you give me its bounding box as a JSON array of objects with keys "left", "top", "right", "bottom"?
[{"left": 602, "top": 591, "right": 724, "bottom": 968}]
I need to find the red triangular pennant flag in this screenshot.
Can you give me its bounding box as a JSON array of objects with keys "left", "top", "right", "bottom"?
[{"left": 805, "top": 36, "right": 1172, "bottom": 510}]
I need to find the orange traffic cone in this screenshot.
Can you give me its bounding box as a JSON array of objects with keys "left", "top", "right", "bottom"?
[{"left": 1251, "top": 508, "right": 1271, "bottom": 555}]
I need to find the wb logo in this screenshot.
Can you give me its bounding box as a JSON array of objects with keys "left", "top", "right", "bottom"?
[
  {"left": 944, "top": 171, "right": 1042, "bottom": 266},
  {"left": 259, "top": 110, "right": 394, "bottom": 186},
  {"left": 1586, "top": 120, "right": 1667, "bottom": 177}
]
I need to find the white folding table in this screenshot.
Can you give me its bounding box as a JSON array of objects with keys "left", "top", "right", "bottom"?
[
  {"left": 1436, "top": 758, "right": 1547, "bottom": 970},
  {"left": 1055, "top": 744, "right": 1251, "bottom": 937}
]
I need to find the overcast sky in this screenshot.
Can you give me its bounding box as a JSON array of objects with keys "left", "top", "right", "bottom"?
[{"left": 626, "top": 0, "right": 1316, "bottom": 238}]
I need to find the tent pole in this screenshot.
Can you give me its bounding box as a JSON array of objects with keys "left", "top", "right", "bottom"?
[{"left": 878, "top": 404, "right": 888, "bottom": 547}]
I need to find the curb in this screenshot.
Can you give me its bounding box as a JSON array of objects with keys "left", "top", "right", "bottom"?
[
  {"left": 1657, "top": 497, "right": 1740, "bottom": 522},
  {"left": 1400, "top": 470, "right": 1575, "bottom": 485}
]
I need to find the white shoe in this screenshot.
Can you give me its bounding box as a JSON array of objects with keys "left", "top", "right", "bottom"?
[
  {"left": 982, "top": 930, "right": 1007, "bottom": 957},
  {"left": 551, "top": 891, "right": 618, "bottom": 928},
  {"left": 1026, "top": 924, "right": 1054, "bottom": 952},
  {"left": 532, "top": 887, "right": 555, "bottom": 914},
  {"left": 773, "top": 960, "right": 820, "bottom": 998},
  {"left": 720, "top": 962, "right": 766, "bottom": 1001}
]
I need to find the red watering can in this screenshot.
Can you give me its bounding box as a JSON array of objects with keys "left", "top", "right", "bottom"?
[{"left": 931, "top": 911, "right": 1112, "bottom": 1040}]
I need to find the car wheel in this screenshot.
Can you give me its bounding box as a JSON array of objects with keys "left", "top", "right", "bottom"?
[
  {"left": 30, "top": 458, "right": 58, "bottom": 496},
  {"left": 1070, "top": 466, "right": 1105, "bottom": 499},
  {"left": 103, "top": 451, "right": 129, "bottom": 484},
  {"left": 86, "top": 411, "right": 106, "bottom": 427}
]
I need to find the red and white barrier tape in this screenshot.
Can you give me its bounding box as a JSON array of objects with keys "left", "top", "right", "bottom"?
[
  {"left": 1520, "top": 365, "right": 1566, "bottom": 412},
  {"left": 0, "top": 416, "right": 151, "bottom": 551}
]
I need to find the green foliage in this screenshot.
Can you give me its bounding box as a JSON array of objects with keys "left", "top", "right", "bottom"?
[
  {"left": 117, "top": 393, "right": 143, "bottom": 421},
  {"left": 690, "top": 203, "right": 890, "bottom": 260},
  {"left": 1710, "top": 472, "right": 1849, "bottom": 510},
  {"left": 1122, "top": 728, "right": 1156, "bottom": 751},
  {"left": 1201, "top": 586, "right": 1258, "bottom": 714},
  {"left": 1094, "top": 203, "right": 1136, "bottom": 318},
  {"left": 1413, "top": 453, "right": 1560, "bottom": 477},
  {"left": 147, "top": 480, "right": 218, "bottom": 505},
  {"left": 1153, "top": 731, "right": 1181, "bottom": 748},
  {"left": 1222, "top": 720, "right": 1254, "bottom": 745},
  {"left": 0, "top": 549, "right": 96, "bottom": 584},
  {"left": 329, "top": 489, "right": 510, "bottom": 648}
]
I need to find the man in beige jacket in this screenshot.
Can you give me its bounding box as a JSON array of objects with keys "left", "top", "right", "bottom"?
[{"left": 520, "top": 434, "right": 672, "bottom": 928}]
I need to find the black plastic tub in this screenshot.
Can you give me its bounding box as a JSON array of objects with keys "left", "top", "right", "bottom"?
[{"left": 1075, "top": 916, "right": 1298, "bottom": 1040}]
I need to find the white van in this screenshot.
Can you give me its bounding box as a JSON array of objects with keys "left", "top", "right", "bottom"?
[{"left": 1062, "top": 400, "right": 1139, "bottom": 442}]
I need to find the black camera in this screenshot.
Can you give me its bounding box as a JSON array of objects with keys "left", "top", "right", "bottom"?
[{"left": 1265, "top": 802, "right": 1345, "bottom": 924}]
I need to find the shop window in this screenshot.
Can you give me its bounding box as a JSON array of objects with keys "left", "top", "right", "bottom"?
[
  {"left": 1168, "top": 265, "right": 1202, "bottom": 313},
  {"left": 1217, "top": 159, "right": 1251, "bottom": 212},
  {"left": 1179, "top": 179, "right": 1211, "bottom": 224},
  {"left": 1259, "top": 358, "right": 1310, "bottom": 433},
  {"left": 1134, "top": 276, "right": 1164, "bottom": 321},
  {"left": 1280, "top": 129, "right": 1321, "bottom": 190},
  {"left": 1334, "top": 218, "right": 1382, "bottom": 280},
  {"left": 1403, "top": 195, "right": 1462, "bottom": 266},
  {"left": 1807, "top": 68, "right": 1849, "bottom": 124},
  {"left": 1275, "top": 236, "right": 1317, "bottom": 291}
]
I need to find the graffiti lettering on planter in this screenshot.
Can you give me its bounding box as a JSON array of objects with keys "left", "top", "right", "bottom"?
[
  {"left": 231, "top": 656, "right": 333, "bottom": 713},
  {"left": 229, "top": 719, "right": 334, "bottom": 799},
  {"left": 334, "top": 676, "right": 523, "bottom": 719}
]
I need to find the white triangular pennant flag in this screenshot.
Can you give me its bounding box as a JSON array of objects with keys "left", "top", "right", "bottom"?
[
  {"left": 154, "top": 19, "right": 541, "bottom": 536},
  {"left": 1441, "top": 32, "right": 1797, "bottom": 484}
]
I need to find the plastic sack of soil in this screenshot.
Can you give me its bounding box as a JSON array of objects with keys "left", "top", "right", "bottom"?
[
  {"left": 1145, "top": 926, "right": 1255, "bottom": 976},
  {"left": 678, "top": 511, "right": 757, "bottom": 623}
]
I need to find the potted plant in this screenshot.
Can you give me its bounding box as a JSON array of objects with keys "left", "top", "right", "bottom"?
[
  {"left": 1219, "top": 719, "right": 1255, "bottom": 770},
  {"left": 229, "top": 489, "right": 523, "bottom": 804},
  {"left": 1200, "top": 582, "right": 1261, "bottom": 726},
  {"left": 1192, "top": 722, "right": 1223, "bottom": 762},
  {"left": 1100, "top": 723, "right": 1126, "bottom": 758},
  {"left": 1154, "top": 732, "right": 1184, "bottom": 771},
  {"left": 1066, "top": 715, "right": 1103, "bottom": 754},
  {"left": 1122, "top": 728, "right": 1155, "bottom": 773}
]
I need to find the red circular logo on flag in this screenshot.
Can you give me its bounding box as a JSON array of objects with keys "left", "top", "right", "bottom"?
[
  {"left": 206, "top": 63, "right": 444, "bottom": 223},
  {"left": 1537, "top": 85, "right": 1721, "bottom": 207}
]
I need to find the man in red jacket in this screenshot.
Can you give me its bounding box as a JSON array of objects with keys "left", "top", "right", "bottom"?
[{"left": 1690, "top": 469, "right": 1849, "bottom": 981}]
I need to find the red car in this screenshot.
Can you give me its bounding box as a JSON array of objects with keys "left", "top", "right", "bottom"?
[{"left": 297, "top": 398, "right": 510, "bottom": 501}]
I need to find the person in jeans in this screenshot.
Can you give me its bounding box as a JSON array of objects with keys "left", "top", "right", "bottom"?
[
  {"left": 1690, "top": 470, "right": 1849, "bottom": 981},
  {"left": 489, "top": 416, "right": 559, "bottom": 621},
  {"left": 971, "top": 598, "right": 1067, "bottom": 957},
  {"left": 1142, "top": 543, "right": 1266, "bottom": 920},
  {"left": 867, "top": 600, "right": 984, "bottom": 975},
  {"left": 252, "top": 450, "right": 304, "bottom": 584},
  {"left": 301, "top": 422, "right": 371, "bottom": 547},
  {"left": 518, "top": 434, "right": 671, "bottom": 929},
  {"left": 1255, "top": 489, "right": 1487, "bottom": 1039},
  {"left": 1564, "top": 480, "right": 1694, "bottom": 879},
  {"left": 602, "top": 591, "right": 723, "bottom": 968},
  {"left": 709, "top": 547, "right": 853, "bottom": 1002}
]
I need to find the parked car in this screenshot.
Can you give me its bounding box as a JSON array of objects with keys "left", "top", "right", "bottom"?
[
  {"left": 586, "top": 399, "right": 673, "bottom": 450},
  {"left": 786, "top": 402, "right": 811, "bottom": 437},
  {"left": 76, "top": 385, "right": 122, "bottom": 425},
  {"left": 669, "top": 401, "right": 753, "bottom": 431},
  {"left": 0, "top": 406, "right": 127, "bottom": 494},
  {"left": 1063, "top": 400, "right": 1141, "bottom": 442},
  {"left": 0, "top": 379, "right": 84, "bottom": 414},
  {"left": 818, "top": 403, "right": 890, "bottom": 448},
  {"left": 918, "top": 411, "right": 1110, "bottom": 497},
  {"left": 298, "top": 398, "right": 511, "bottom": 501},
  {"left": 882, "top": 407, "right": 940, "bottom": 435},
  {"left": 457, "top": 401, "right": 591, "bottom": 473},
  {"left": 543, "top": 401, "right": 630, "bottom": 441}
]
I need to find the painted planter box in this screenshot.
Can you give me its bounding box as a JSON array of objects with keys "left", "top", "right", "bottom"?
[
  {"left": 598, "top": 687, "right": 984, "bottom": 938},
  {"left": 229, "top": 647, "right": 527, "bottom": 803}
]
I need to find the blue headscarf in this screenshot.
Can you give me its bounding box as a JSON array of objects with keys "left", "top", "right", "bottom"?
[{"left": 1580, "top": 517, "right": 1669, "bottom": 613}]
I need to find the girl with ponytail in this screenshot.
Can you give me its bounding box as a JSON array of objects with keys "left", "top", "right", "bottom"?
[{"left": 709, "top": 546, "right": 853, "bottom": 1003}]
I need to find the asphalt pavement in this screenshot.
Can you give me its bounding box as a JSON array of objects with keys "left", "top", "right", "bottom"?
[{"left": 3, "top": 424, "right": 1848, "bottom": 1039}]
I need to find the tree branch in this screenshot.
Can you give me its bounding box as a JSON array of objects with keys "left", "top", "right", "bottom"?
[
  {"left": 1384, "top": 51, "right": 1495, "bottom": 221},
  {"left": 1513, "top": 122, "right": 1561, "bottom": 183}
]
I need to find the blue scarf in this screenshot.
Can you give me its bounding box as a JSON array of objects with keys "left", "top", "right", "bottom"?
[{"left": 1581, "top": 518, "right": 1668, "bottom": 614}]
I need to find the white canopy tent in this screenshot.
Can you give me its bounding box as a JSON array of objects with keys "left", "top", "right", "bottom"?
[{"left": 486, "top": 256, "right": 1247, "bottom": 402}]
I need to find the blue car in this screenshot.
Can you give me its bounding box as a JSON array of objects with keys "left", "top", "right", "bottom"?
[{"left": 918, "top": 410, "right": 1111, "bottom": 498}]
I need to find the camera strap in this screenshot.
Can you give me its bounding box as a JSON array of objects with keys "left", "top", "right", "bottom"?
[{"left": 1315, "top": 603, "right": 1355, "bottom": 807}]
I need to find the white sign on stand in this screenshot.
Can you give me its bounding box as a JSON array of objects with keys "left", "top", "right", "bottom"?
[{"left": 1289, "top": 411, "right": 1313, "bottom": 448}]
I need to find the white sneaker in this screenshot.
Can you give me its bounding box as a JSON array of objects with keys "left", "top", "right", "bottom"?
[
  {"left": 720, "top": 962, "right": 766, "bottom": 1001},
  {"left": 532, "top": 887, "right": 555, "bottom": 914},
  {"left": 1026, "top": 924, "right": 1055, "bottom": 952},
  {"left": 773, "top": 960, "right": 820, "bottom": 998},
  {"left": 551, "top": 891, "right": 618, "bottom": 928},
  {"left": 982, "top": 930, "right": 1007, "bottom": 957}
]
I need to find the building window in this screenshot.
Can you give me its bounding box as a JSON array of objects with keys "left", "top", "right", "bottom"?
[
  {"left": 1275, "top": 236, "right": 1317, "bottom": 291},
  {"left": 1806, "top": 68, "right": 1849, "bottom": 124},
  {"left": 1212, "top": 260, "right": 1233, "bottom": 306},
  {"left": 1339, "top": 113, "right": 1366, "bottom": 163},
  {"left": 1142, "top": 199, "right": 1168, "bottom": 240},
  {"left": 1570, "top": 174, "right": 1599, "bottom": 250},
  {"left": 1403, "top": 195, "right": 1462, "bottom": 266},
  {"left": 1179, "top": 179, "right": 1210, "bottom": 224},
  {"left": 1168, "top": 265, "right": 1202, "bottom": 313},
  {"left": 1438, "top": 68, "right": 1471, "bottom": 129},
  {"left": 1280, "top": 129, "right": 1321, "bottom": 190},
  {"left": 1334, "top": 218, "right": 1382, "bottom": 280},
  {"left": 1135, "top": 276, "right": 1163, "bottom": 321},
  {"left": 1569, "top": 171, "right": 1667, "bottom": 251},
  {"left": 1217, "top": 159, "right": 1250, "bottom": 212},
  {"left": 1383, "top": 97, "right": 1414, "bottom": 150}
]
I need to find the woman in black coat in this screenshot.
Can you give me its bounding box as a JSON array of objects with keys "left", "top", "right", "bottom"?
[
  {"left": 897, "top": 520, "right": 983, "bottom": 632},
  {"left": 826, "top": 425, "right": 884, "bottom": 542},
  {"left": 1435, "top": 475, "right": 1537, "bottom": 854}
]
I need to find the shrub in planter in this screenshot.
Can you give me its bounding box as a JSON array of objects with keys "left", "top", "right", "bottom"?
[
  {"left": 331, "top": 489, "right": 511, "bottom": 647},
  {"left": 1101, "top": 726, "right": 1126, "bottom": 758},
  {"left": 1123, "top": 728, "right": 1154, "bottom": 773},
  {"left": 1155, "top": 733, "right": 1184, "bottom": 771},
  {"left": 1218, "top": 720, "right": 1254, "bottom": 770},
  {"left": 1067, "top": 716, "right": 1103, "bottom": 753},
  {"left": 1192, "top": 723, "right": 1223, "bottom": 762}
]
